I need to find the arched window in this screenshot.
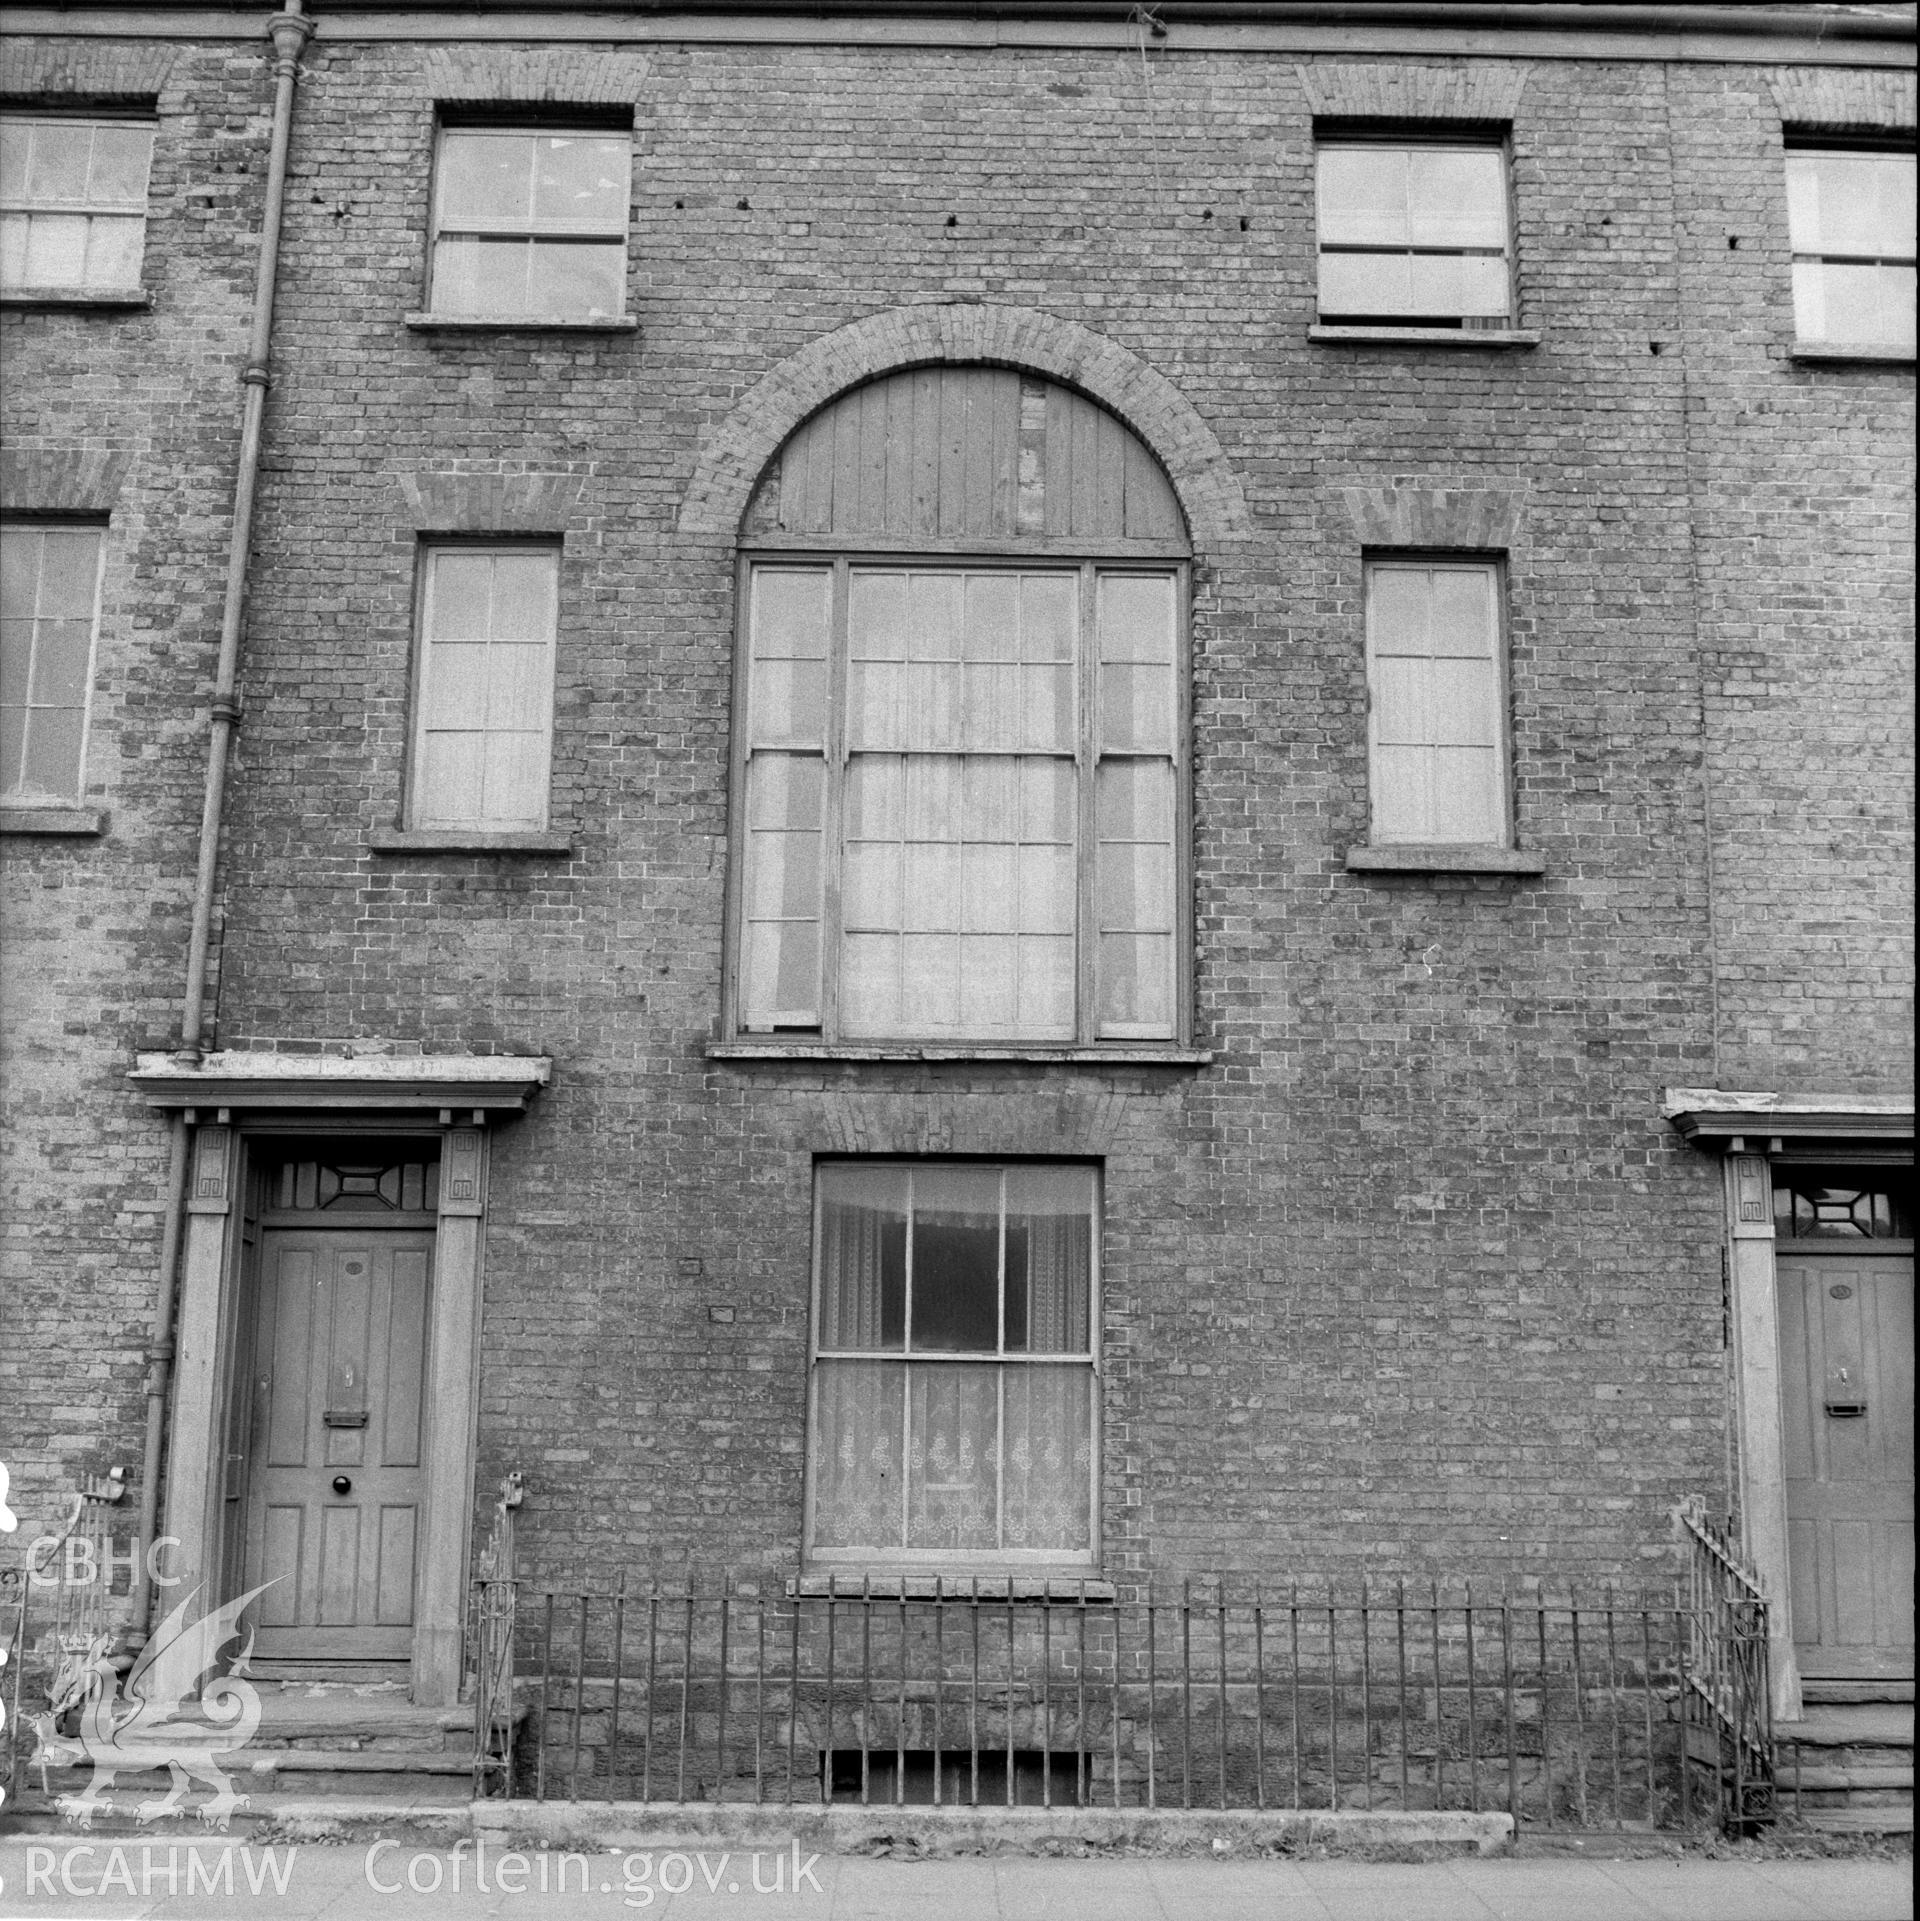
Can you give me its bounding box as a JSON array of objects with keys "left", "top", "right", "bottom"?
[{"left": 728, "top": 367, "right": 1191, "bottom": 1049}]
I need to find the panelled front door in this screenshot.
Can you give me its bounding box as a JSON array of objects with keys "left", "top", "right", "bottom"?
[
  {"left": 1777, "top": 1246, "right": 1915, "bottom": 1678},
  {"left": 240, "top": 1229, "right": 434, "bottom": 1658}
]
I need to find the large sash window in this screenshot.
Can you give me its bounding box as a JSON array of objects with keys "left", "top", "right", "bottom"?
[
  {"left": 736, "top": 561, "right": 1184, "bottom": 1045},
  {"left": 807, "top": 1161, "right": 1098, "bottom": 1570}
]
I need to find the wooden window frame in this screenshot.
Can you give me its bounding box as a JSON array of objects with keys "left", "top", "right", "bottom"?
[
  {"left": 0, "top": 108, "right": 155, "bottom": 300},
  {"left": 0, "top": 516, "right": 106, "bottom": 808},
  {"left": 425, "top": 117, "right": 633, "bottom": 322},
  {"left": 404, "top": 538, "right": 561, "bottom": 834},
  {"left": 724, "top": 550, "right": 1194, "bottom": 1052},
  {"left": 802, "top": 1157, "right": 1102, "bottom": 1576},
  {"left": 1363, "top": 552, "right": 1515, "bottom": 852},
  {"left": 1314, "top": 127, "right": 1519, "bottom": 332}
]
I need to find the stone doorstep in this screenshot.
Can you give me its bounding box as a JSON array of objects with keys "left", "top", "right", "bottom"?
[
  {"left": 473, "top": 1800, "right": 1517, "bottom": 1857},
  {"left": 1793, "top": 1806, "right": 1916, "bottom": 1835},
  {"left": 1783, "top": 1765, "right": 1914, "bottom": 1793},
  {"left": 1777, "top": 1705, "right": 1914, "bottom": 1747}
]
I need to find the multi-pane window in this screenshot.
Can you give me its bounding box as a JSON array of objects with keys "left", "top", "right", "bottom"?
[
  {"left": 0, "top": 114, "right": 154, "bottom": 295},
  {"left": 1365, "top": 559, "right": 1509, "bottom": 846},
  {"left": 737, "top": 562, "right": 1182, "bottom": 1044},
  {"left": 408, "top": 545, "right": 559, "bottom": 831},
  {"left": 808, "top": 1162, "right": 1098, "bottom": 1569},
  {"left": 1785, "top": 145, "right": 1916, "bottom": 353},
  {"left": 428, "top": 125, "right": 630, "bottom": 320},
  {"left": 0, "top": 522, "right": 104, "bottom": 805},
  {"left": 1316, "top": 139, "right": 1513, "bottom": 327}
]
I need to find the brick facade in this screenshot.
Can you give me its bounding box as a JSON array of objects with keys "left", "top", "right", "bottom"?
[{"left": 1, "top": 8, "right": 1910, "bottom": 1612}]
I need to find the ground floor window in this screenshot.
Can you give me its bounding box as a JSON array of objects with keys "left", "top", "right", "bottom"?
[{"left": 806, "top": 1160, "right": 1098, "bottom": 1570}]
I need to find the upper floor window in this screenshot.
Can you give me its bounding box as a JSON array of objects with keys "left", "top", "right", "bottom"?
[
  {"left": 408, "top": 543, "right": 559, "bottom": 831},
  {"left": 1364, "top": 557, "right": 1511, "bottom": 847},
  {"left": 738, "top": 561, "right": 1182, "bottom": 1044},
  {"left": 0, "top": 114, "right": 153, "bottom": 297},
  {"left": 1316, "top": 136, "right": 1513, "bottom": 329},
  {"left": 428, "top": 124, "right": 630, "bottom": 322},
  {"left": 730, "top": 365, "right": 1192, "bottom": 1051},
  {"left": 1784, "top": 143, "right": 1916, "bottom": 355},
  {"left": 0, "top": 521, "right": 104, "bottom": 805}
]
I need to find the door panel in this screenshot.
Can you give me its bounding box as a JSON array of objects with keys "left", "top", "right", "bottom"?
[
  {"left": 1777, "top": 1251, "right": 1914, "bottom": 1677},
  {"left": 242, "top": 1229, "right": 434, "bottom": 1659}
]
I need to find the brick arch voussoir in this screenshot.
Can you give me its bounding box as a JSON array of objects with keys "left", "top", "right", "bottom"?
[{"left": 677, "top": 303, "right": 1252, "bottom": 552}]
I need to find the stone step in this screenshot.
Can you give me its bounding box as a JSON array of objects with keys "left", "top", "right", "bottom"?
[
  {"left": 1783, "top": 1764, "right": 1914, "bottom": 1793},
  {"left": 1802, "top": 1678, "right": 1914, "bottom": 1706},
  {"left": 3, "top": 1791, "right": 472, "bottom": 1839},
  {"left": 1777, "top": 1705, "right": 1914, "bottom": 1748},
  {"left": 1795, "top": 1805, "right": 1915, "bottom": 1835}
]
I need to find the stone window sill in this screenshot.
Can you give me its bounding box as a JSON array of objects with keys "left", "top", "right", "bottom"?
[
  {"left": 1310, "top": 324, "right": 1540, "bottom": 349},
  {"left": 1, "top": 288, "right": 151, "bottom": 312},
  {"left": 1, "top": 804, "right": 106, "bottom": 836},
  {"left": 791, "top": 1574, "right": 1115, "bottom": 1602},
  {"left": 709, "top": 1041, "right": 1211, "bottom": 1065},
  {"left": 369, "top": 828, "right": 574, "bottom": 856},
  {"left": 1346, "top": 845, "right": 1546, "bottom": 876},
  {"left": 404, "top": 312, "right": 637, "bottom": 334},
  {"left": 1790, "top": 339, "right": 1914, "bottom": 365}
]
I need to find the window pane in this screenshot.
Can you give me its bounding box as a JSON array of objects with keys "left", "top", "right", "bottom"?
[
  {"left": 22, "top": 703, "right": 84, "bottom": 802},
  {"left": 0, "top": 123, "right": 28, "bottom": 200},
  {"left": 1005, "top": 1166, "right": 1093, "bottom": 1355},
  {"left": 742, "top": 753, "right": 824, "bottom": 1028},
  {"left": 1787, "top": 151, "right": 1916, "bottom": 260},
  {"left": 27, "top": 620, "right": 92, "bottom": 707},
  {"left": 438, "top": 133, "right": 532, "bottom": 225},
  {"left": 1095, "top": 760, "right": 1175, "bottom": 1035},
  {"left": 1797, "top": 260, "right": 1916, "bottom": 348},
  {"left": 0, "top": 215, "right": 27, "bottom": 288},
  {"left": 0, "top": 703, "right": 25, "bottom": 796},
  {"left": 530, "top": 133, "right": 629, "bottom": 228},
  {"left": 23, "top": 122, "right": 88, "bottom": 200},
  {"left": 1408, "top": 250, "right": 1510, "bottom": 319},
  {"left": 812, "top": 1360, "right": 905, "bottom": 1550},
  {"left": 483, "top": 641, "right": 551, "bottom": 731},
  {"left": 818, "top": 1165, "right": 907, "bottom": 1349},
  {"left": 1318, "top": 249, "right": 1414, "bottom": 317},
  {"left": 421, "top": 641, "right": 488, "bottom": 729},
  {"left": 85, "top": 125, "right": 153, "bottom": 208},
  {"left": 1429, "top": 746, "right": 1503, "bottom": 842},
  {"left": 22, "top": 214, "right": 86, "bottom": 286},
  {"left": 0, "top": 620, "right": 29, "bottom": 707},
  {"left": 1429, "top": 658, "right": 1499, "bottom": 747},
  {"left": 907, "top": 1364, "right": 999, "bottom": 1551},
  {"left": 416, "top": 733, "right": 484, "bottom": 825},
  {"left": 82, "top": 215, "right": 144, "bottom": 290},
  {"left": 899, "top": 932, "right": 961, "bottom": 1032},
  {"left": 1430, "top": 568, "right": 1495, "bottom": 657},
  {"left": 1098, "top": 573, "right": 1175, "bottom": 754},
  {"left": 526, "top": 239, "right": 624, "bottom": 319},
  {"left": 431, "top": 236, "right": 530, "bottom": 316},
  {"left": 491, "top": 554, "right": 558, "bottom": 639},
  {"left": 428, "top": 552, "right": 492, "bottom": 638},
  {"left": 1408, "top": 149, "right": 1506, "bottom": 249},
  {"left": 1318, "top": 147, "right": 1409, "bottom": 246},
  {"left": 1003, "top": 1369, "right": 1092, "bottom": 1551},
  {"left": 36, "top": 531, "right": 100, "bottom": 618},
  {"left": 480, "top": 728, "right": 549, "bottom": 827}
]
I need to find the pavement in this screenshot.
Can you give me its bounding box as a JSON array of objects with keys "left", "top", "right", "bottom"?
[{"left": 0, "top": 1839, "right": 1911, "bottom": 1921}]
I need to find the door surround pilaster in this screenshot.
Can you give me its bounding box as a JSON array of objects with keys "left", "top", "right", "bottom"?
[{"left": 131, "top": 1051, "right": 550, "bottom": 1706}]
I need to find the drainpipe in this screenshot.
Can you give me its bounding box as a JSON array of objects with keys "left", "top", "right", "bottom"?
[{"left": 131, "top": 0, "right": 312, "bottom": 1634}]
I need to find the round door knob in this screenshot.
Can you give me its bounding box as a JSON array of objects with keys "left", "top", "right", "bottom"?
[{"left": 331, "top": 1475, "right": 352, "bottom": 1496}]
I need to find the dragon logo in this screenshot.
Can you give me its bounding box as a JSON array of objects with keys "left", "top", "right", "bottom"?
[{"left": 29, "top": 1582, "right": 274, "bottom": 1828}]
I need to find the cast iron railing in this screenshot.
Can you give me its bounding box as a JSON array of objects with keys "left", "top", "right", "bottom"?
[
  {"left": 470, "top": 1572, "right": 1770, "bottom": 1832},
  {"left": 1677, "top": 1497, "right": 1774, "bottom": 1831}
]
